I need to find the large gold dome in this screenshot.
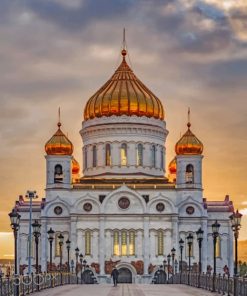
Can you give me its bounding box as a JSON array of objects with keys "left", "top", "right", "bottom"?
[
  {"left": 84, "top": 49, "right": 164, "bottom": 120},
  {"left": 175, "top": 122, "right": 203, "bottom": 155},
  {"left": 45, "top": 122, "right": 73, "bottom": 156}
]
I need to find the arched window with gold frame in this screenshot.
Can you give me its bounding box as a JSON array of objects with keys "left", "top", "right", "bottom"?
[
  {"left": 137, "top": 143, "right": 143, "bottom": 166},
  {"left": 187, "top": 239, "right": 194, "bottom": 257},
  {"left": 121, "top": 231, "right": 127, "bottom": 256},
  {"left": 113, "top": 231, "right": 120, "bottom": 256},
  {"left": 92, "top": 145, "right": 97, "bottom": 167},
  {"left": 216, "top": 236, "right": 221, "bottom": 258},
  {"left": 186, "top": 164, "right": 194, "bottom": 184},
  {"left": 121, "top": 143, "right": 127, "bottom": 166},
  {"left": 157, "top": 230, "right": 164, "bottom": 256},
  {"left": 105, "top": 143, "right": 111, "bottom": 166},
  {"left": 55, "top": 233, "right": 61, "bottom": 257},
  {"left": 85, "top": 230, "right": 91, "bottom": 255},
  {"left": 129, "top": 231, "right": 135, "bottom": 256},
  {"left": 151, "top": 145, "right": 156, "bottom": 168}
]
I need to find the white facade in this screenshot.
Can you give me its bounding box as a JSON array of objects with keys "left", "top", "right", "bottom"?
[{"left": 13, "top": 50, "right": 235, "bottom": 283}]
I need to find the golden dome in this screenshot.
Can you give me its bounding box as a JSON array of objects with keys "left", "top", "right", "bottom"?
[
  {"left": 168, "top": 157, "right": 177, "bottom": 174},
  {"left": 45, "top": 122, "right": 73, "bottom": 156},
  {"left": 84, "top": 49, "right": 164, "bottom": 121},
  {"left": 72, "top": 157, "right": 80, "bottom": 174},
  {"left": 175, "top": 122, "right": 203, "bottom": 155}
]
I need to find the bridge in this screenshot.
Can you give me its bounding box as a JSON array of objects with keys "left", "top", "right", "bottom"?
[{"left": 0, "top": 272, "right": 247, "bottom": 296}]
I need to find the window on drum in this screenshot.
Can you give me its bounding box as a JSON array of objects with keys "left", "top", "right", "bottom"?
[
  {"left": 151, "top": 145, "right": 156, "bottom": 168},
  {"left": 92, "top": 145, "right": 97, "bottom": 167},
  {"left": 137, "top": 143, "right": 143, "bottom": 166},
  {"left": 121, "top": 143, "right": 127, "bottom": 166},
  {"left": 105, "top": 143, "right": 111, "bottom": 166}
]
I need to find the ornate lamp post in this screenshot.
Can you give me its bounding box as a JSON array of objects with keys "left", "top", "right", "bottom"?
[
  {"left": 167, "top": 254, "right": 171, "bottom": 283},
  {"left": 174, "top": 260, "right": 178, "bottom": 274},
  {"left": 83, "top": 259, "right": 87, "bottom": 271},
  {"left": 187, "top": 233, "right": 193, "bottom": 285},
  {"left": 9, "top": 209, "right": 21, "bottom": 296},
  {"left": 196, "top": 227, "right": 204, "bottom": 288},
  {"left": 71, "top": 260, "right": 74, "bottom": 274},
  {"left": 179, "top": 238, "right": 184, "bottom": 283},
  {"left": 47, "top": 228, "right": 55, "bottom": 272},
  {"left": 58, "top": 233, "right": 64, "bottom": 284},
  {"left": 171, "top": 247, "right": 176, "bottom": 283},
  {"left": 212, "top": 220, "right": 221, "bottom": 292},
  {"left": 32, "top": 220, "right": 41, "bottom": 274},
  {"left": 32, "top": 219, "right": 41, "bottom": 291},
  {"left": 25, "top": 190, "right": 38, "bottom": 275},
  {"left": 79, "top": 253, "right": 83, "bottom": 284},
  {"left": 230, "top": 210, "right": 242, "bottom": 296},
  {"left": 75, "top": 247, "right": 79, "bottom": 284},
  {"left": 66, "top": 239, "right": 71, "bottom": 273}
]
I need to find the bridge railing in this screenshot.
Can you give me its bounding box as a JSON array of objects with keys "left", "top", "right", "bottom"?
[
  {"left": 0, "top": 272, "right": 78, "bottom": 296},
  {"left": 171, "top": 272, "right": 247, "bottom": 296}
]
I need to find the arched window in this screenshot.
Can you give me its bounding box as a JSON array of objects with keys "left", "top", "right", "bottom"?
[
  {"left": 84, "top": 147, "right": 87, "bottom": 170},
  {"left": 105, "top": 144, "right": 111, "bottom": 166},
  {"left": 137, "top": 144, "right": 143, "bottom": 166},
  {"left": 121, "top": 231, "right": 127, "bottom": 256},
  {"left": 54, "top": 164, "right": 63, "bottom": 183},
  {"left": 216, "top": 236, "right": 221, "bottom": 258},
  {"left": 157, "top": 230, "right": 164, "bottom": 256},
  {"left": 121, "top": 143, "right": 127, "bottom": 166},
  {"left": 92, "top": 145, "right": 97, "bottom": 167},
  {"left": 55, "top": 233, "right": 61, "bottom": 257},
  {"left": 85, "top": 230, "right": 91, "bottom": 255},
  {"left": 161, "top": 148, "right": 164, "bottom": 169},
  {"left": 129, "top": 231, "right": 135, "bottom": 256},
  {"left": 151, "top": 145, "right": 156, "bottom": 168},
  {"left": 186, "top": 164, "right": 194, "bottom": 184},
  {"left": 113, "top": 231, "right": 120, "bottom": 256}
]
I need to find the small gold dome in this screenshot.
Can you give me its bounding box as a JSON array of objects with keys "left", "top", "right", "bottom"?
[
  {"left": 84, "top": 49, "right": 164, "bottom": 121},
  {"left": 45, "top": 122, "right": 73, "bottom": 156},
  {"left": 175, "top": 122, "right": 203, "bottom": 155},
  {"left": 72, "top": 157, "right": 80, "bottom": 174},
  {"left": 168, "top": 157, "right": 177, "bottom": 174}
]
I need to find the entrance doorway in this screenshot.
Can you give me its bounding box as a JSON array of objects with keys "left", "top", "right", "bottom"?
[
  {"left": 117, "top": 267, "right": 132, "bottom": 283},
  {"left": 154, "top": 269, "right": 167, "bottom": 284}
]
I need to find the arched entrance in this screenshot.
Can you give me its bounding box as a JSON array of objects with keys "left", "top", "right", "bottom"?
[
  {"left": 82, "top": 269, "right": 95, "bottom": 284},
  {"left": 117, "top": 267, "right": 132, "bottom": 283},
  {"left": 154, "top": 269, "right": 167, "bottom": 284}
]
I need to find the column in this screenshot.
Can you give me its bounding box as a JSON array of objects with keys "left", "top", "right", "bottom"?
[
  {"left": 228, "top": 225, "right": 234, "bottom": 276},
  {"left": 70, "top": 216, "right": 77, "bottom": 257},
  {"left": 143, "top": 143, "right": 150, "bottom": 167},
  {"left": 40, "top": 218, "right": 47, "bottom": 272},
  {"left": 172, "top": 216, "right": 178, "bottom": 249},
  {"left": 143, "top": 217, "right": 150, "bottom": 274},
  {"left": 97, "top": 143, "right": 104, "bottom": 167},
  {"left": 99, "top": 217, "right": 105, "bottom": 275},
  {"left": 93, "top": 231, "right": 99, "bottom": 261},
  {"left": 128, "top": 142, "right": 136, "bottom": 167},
  {"left": 111, "top": 143, "right": 119, "bottom": 166},
  {"left": 201, "top": 219, "right": 207, "bottom": 273}
]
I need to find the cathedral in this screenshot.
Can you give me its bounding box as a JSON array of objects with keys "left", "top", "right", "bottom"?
[{"left": 14, "top": 45, "right": 234, "bottom": 283}]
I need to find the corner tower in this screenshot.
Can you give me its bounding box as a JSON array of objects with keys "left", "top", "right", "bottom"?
[
  {"left": 175, "top": 109, "right": 203, "bottom": 189},
  {"left": 80, "top": 46, "right": 168, "bottom": 179}
]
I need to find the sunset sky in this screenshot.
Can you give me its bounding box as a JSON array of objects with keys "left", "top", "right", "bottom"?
[{"left": 0, "top": 0, "right": 247, "bottom": 259}]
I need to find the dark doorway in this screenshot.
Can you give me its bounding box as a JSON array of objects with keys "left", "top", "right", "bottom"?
[
  {"left": 154, "top": 269, "right": 167, "bottom": 284},
  {"left": 82, "top": 269, "right": 95, "bottom": 284},
  {"left": 117, "top": 267, "right": 132, "bottom": 283}
]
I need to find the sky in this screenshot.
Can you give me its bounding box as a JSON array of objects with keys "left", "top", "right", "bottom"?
[{"left": 0, "top": 0, "right": 247, "bottom": 258}]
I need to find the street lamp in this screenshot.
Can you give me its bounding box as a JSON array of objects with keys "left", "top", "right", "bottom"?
[
  {"left": 179, "top": 238, "right": 184, "bottom": 283},
  {"left": 9, "top": 208, "right": 21, "bottom": 296},
  {"left": 66, "top": 239, "right": 71, "bottom": 273},
  {"left": 196, "top": 227, "right": 204, "bottom": 288},
  {"left": 32, "top": 220, "right": 41, "bottom": 274},
  {"left": 25, "top": 190, "right": 38, "bottom": 275},
  {"left": 174, "top": 260, "right": 178, "bottom": 274},
  {"left": 75, "top": 247, "right": 79, "bottom": 284},
  {"left": 230, "top": 210, "right": 242, "bottom": 296},
  {"left": 187, "top": 233, "right": 193, "bottom": 285},
  {"left": 79, "top": 253, "right": 83, "bottom": 284},
  {"left": 58, "top": 233, "right": 64, "bottom": 285},
  {"left": 212, "top": 220, "right": 221, "bottom": 292},
  {"left": 32, "top": 219, "right": 41, "bottom": 292},
  {"left": 47, "top": 228, "right": 55, "bottom": 272},
  {"left": 167, "top": 254, "right": 171, "bottom": 283},
  {"left": 171, "top": 247, "right": 176, "bottom": 283}
]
